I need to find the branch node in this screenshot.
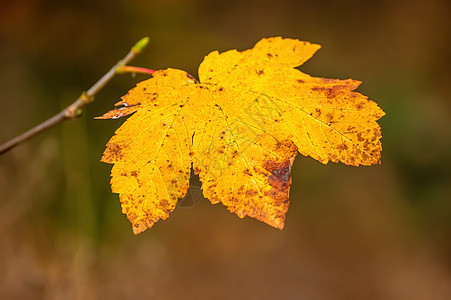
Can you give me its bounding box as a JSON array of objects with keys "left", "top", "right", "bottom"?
[
  {"left": 64, "top": 104, "right": 79, "bottom": 119},
  {"left": 81, "top": 92, "right": 93, "bottom": 104}
]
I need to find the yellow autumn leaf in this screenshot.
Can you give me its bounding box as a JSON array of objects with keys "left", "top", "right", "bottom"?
[{"left": 98, "top": 37, "right": 385, "bottom": 234}]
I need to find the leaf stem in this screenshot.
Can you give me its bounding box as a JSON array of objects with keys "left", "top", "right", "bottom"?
[
  {"left": 115, "top": 66, "right": 156, "bottom": 75},
  {"left": 0, "top": 37, "right": 150, "bottom": 155}
]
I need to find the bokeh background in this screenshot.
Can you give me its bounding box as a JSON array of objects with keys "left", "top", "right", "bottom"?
[{"left": 1, "top": 0, "right": 450, "bottom": 299}]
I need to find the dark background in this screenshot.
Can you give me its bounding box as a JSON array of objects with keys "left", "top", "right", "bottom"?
[{"left": 1, "top": 0, "right": 450, "bottom": 299}]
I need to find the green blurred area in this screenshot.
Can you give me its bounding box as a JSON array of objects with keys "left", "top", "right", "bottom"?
[{"left": 1, "top": 0, "right": 450, "bottom": 299}]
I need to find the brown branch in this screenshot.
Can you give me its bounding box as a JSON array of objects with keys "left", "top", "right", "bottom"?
[{"left": 0, "top": 37, "right": 150, "bottom": 155}]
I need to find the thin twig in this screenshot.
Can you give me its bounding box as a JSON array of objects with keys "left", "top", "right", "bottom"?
[{"left": 0, "top": 37, "right": 150, "bottom": 155}]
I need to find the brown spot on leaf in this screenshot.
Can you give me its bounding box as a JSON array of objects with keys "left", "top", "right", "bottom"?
[
  {"left": 262, "top": 140, "right": 297, "bottom": 193},
  {"left": 374, "top": 128, "right": 381, "bottom": 137},
  {"left": 357, "top": 132, "right": 364, "bottom": 142},
  {"left": 325, "top": 113, "right": 334, "bottom": 123},
  {"left": 312, "top": 85, "right": 347, "bottom": 99},
  {"left": 362, "top": 152, "right": 369, "bottom": 161},
  {"left": 159, "top": 199, "right": 169, "bottom": 208},
  {"left": 315, "top": 108, "right": 322, "bottom": 117},
  {"left": 319, "top": 78, "right": 338, "bottom": 84},
  {"left": 103, "top": 143, "right": 124, "bottom": 162},
  {"left": 246, "top": 189, "right": 258, "bottom": 197}
]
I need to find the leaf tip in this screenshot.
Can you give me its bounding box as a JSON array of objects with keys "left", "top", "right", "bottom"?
[{"left": 132, "top": 220, "right": 152, "bottom": 235}]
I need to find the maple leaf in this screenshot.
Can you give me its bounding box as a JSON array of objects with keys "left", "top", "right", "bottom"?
[{"left": 98, "top": 37, "right": 385, "bottom": 234}]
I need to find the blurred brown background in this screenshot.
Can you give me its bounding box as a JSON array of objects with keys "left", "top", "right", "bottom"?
[{"left": 1, "top": 0, "right": 450, "bottom": 299}]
